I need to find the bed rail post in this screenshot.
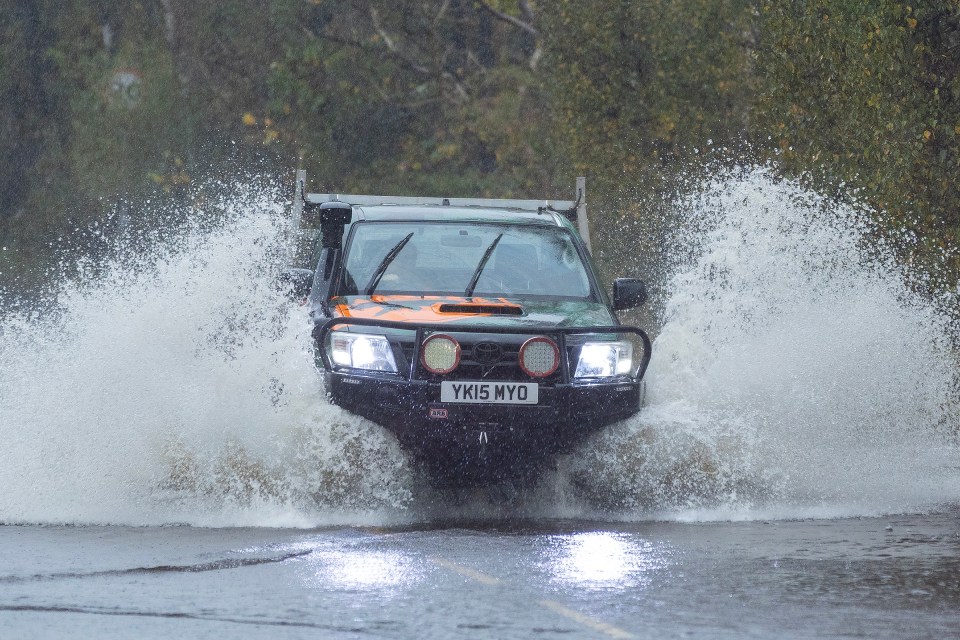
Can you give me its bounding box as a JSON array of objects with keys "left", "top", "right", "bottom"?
[
  {"left": 293, "top": 169, "right": 306, "bottom": 232},
  {"left": 576, "top": 176, "right": 592, "bottom": 253},
  {"left": 289, "top": 169, "right": 306, "bottom": 262}
]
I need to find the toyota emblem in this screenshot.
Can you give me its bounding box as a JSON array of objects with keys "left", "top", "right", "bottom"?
[{"left": 472, "top": 342, "right": 503, "bottom": 365}]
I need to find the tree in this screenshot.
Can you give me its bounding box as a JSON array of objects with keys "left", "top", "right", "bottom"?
[
  {"left": 537, "top": 0, "right": 756, "bottom": 281},
  {"left": 267, "top": 0, "right": 557, "bottom": 196},
  {"left": 755, "top": 1, "right": 960, "bottom": 287}
]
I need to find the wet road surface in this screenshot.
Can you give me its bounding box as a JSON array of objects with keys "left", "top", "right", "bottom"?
[{"left": 2, "top": 510, "right": 958, "bottom": 639}]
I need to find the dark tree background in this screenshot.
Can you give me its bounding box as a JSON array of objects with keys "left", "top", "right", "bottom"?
[{"left": 2, "top": 0, "right": 959, "bottom": 291}]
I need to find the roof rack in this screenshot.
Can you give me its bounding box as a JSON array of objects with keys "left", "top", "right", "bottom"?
[{"left": 291, "top": 170, "right": 592, "bottom": 252}]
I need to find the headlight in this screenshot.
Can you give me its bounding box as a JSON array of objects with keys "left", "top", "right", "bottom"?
[
  {"left": 574, "top": 341, "right": 633, "bottom": 378},
  {"left": 329, "top": 333, "right": 398, "bottom": 372}
]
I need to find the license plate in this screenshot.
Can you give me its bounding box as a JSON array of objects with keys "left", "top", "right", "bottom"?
[{"left": 440, "top": 381, "right": 538, "bottom": 405}]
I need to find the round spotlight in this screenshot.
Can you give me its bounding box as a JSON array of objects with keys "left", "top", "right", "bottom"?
[
  {"left": 519, "top": 336, "right": 559, "bottom": 377},
  {"left": 421, "top": 334, "right": 461, "bottom": 374}
]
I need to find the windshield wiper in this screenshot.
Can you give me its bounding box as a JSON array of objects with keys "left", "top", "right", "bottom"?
[
  {"left": 364, "top": 232, "right": 415, "bottom": 295},
  {"left": 464, "top": 233, "right": 503, "bottom": 297}
]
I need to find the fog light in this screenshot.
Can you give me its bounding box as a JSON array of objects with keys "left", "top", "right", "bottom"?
[
  {"left": 421, "top": 334, "right": 460, "bottom": 374},
  {"left": 519, "top": 336, "right": 559, "bottom": 377}
]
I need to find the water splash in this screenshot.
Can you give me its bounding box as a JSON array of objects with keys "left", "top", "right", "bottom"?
[
  {"left": 566, "top": 167, "right": 960, "bottom": 519},
  {"left": 0, "top": 183, "right": 412, "bottom": 527},
  {"left": 1, "top": 169, "right": 957, "bottom": 526}
]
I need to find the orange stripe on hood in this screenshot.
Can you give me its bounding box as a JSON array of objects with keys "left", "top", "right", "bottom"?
[{"left": 333, "top": 295, "right": 522, "bottom": 323}]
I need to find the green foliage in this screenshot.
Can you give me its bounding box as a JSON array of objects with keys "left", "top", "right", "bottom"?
[
  {"left": 755, "top": 1, "right": 960, "bottom": 286},
  {"left": 538, "top": 0, "right": 756, "bottom": 281},
  {"left": 267, "top": 0, "right": 552, "bottom": 197},
  {"left": 541, "top": 1, "right": 755, "bottom": 178},
  {"left": 2, "top": 0, "right": 960, "bottom": 294}
]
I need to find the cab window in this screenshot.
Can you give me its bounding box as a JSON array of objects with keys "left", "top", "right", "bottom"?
[{"left": 341, "top": 222, "right": 593, "bottom": 299}]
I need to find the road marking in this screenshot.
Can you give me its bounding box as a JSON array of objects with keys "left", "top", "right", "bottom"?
[
  {"left": 359, "top": 527, "right": 387, "bottom": 535},
  {"left": 538, "top": 599, "right": 635, "bottom": 639},
  {"left": 431, "top": 557, "right": 501, "bottom": 585},
  {"left": 430, "top": 557, "right": 633, "bottom": 638}
]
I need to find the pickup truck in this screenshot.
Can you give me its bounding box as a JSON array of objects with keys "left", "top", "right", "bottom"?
[{"left": 284, "top": 172, "right": 651, "bottom": 486}]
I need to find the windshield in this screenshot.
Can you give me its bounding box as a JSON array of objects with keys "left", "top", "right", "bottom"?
[{"left": 340, "top": 222, "right": 594, "bottom": 299}]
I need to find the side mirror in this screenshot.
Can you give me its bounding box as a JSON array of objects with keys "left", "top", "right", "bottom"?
[
  {"left": 612, "top": 278, "right": 647, "bottom": 311},
  {"left": 280, "top": 268, "right": 314, "bottom": 300}
]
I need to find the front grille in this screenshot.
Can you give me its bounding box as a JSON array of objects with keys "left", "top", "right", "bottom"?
[{"left": 399, "top": 334, "right": 566, "bottom": 384}]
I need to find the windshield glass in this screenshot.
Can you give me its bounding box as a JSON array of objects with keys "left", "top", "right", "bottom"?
[{"left": 340, "top": 222, "right": 594, "bottom": 299}]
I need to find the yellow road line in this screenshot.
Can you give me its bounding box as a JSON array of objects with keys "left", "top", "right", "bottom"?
[
  {"left": 359, "top": 526, "right": 387, "bottom": 535},
  {"left": 538, "top": 599, "right": 635, "bottom": 639},
  {"left": 431, "top": 557, "right": 501, "bottom": 585},
  {"left": 430, "top": 556, "right": 633, "bottom": 638}
]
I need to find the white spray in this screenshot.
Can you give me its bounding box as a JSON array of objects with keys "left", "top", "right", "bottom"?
[
  {"left": 0, "top": 184, "right": 412, "bottom": 526},
  {"left": 565, "top": 167, "right": 960, "bottom": 519},
  {"left": 0, "top": 170, "right": 956, "bottom": 525}
]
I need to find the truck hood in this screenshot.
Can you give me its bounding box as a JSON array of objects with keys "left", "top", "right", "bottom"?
[{"left": 329, "top": 295, "right": 616, "bottom": 328}]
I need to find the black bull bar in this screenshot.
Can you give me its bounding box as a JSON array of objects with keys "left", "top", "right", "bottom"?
[{"left": 313, "top": 317, "right": 652, "bottom": 383}]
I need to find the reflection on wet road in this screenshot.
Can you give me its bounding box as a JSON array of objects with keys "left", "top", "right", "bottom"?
[{"left": 1, "top": 511, "right": 958, "bottom": 639}]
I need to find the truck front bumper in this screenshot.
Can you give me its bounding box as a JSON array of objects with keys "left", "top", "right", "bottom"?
[
  {"left": 324, "top": 370, "right": 644, "bottom": 485},
  {"left": 314, "top": 317, "right": 652, "bottom": 486}
]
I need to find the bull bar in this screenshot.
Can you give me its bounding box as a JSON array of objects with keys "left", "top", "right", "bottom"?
[{"left": 312, "top": 317, "right": 652, "bottom": 383}]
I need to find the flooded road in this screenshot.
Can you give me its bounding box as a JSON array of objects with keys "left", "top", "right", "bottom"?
[
  {"left": 2, "top": 173, "right": 959, "bottom": 638},
  {"left": 3, "top": 510, "right": 958, "bottom": 639}
]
